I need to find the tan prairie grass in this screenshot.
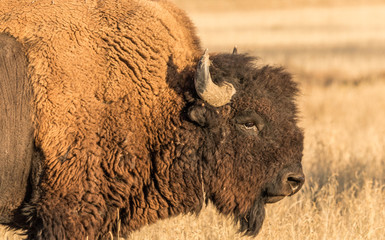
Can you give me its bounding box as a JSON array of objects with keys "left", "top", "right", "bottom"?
[{"left": 2, "top": 2, "right": 385, "bottom": 240}]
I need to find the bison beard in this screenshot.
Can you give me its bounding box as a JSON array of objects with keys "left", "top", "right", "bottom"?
[{"left": 237, "top": 199, "right": 266, "bottom": 236}]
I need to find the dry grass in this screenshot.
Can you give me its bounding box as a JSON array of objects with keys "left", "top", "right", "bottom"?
[{"left": 2, "top": 1, "right": 385, "bottom": 240}]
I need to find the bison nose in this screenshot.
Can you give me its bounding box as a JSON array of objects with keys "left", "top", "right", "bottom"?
[
  {"left": 285, "top": 172, "right": 305, "bottom": 195},
  {"left": 264, "top": 164, "right": 305, "bottom": 204}
]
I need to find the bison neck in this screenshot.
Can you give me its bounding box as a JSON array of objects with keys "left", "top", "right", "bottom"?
[{"left": 104, "top": 102, "right": 205, "bottom": 235}]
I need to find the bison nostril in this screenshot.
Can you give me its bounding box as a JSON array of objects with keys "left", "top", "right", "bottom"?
[
  {"left": 286, "top": 174, "right": 305, "bottom": 194},
  {"left": 287, "top": 176, "right": 304, "bottom": 185}
]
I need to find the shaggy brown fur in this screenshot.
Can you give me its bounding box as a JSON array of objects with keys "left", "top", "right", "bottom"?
[
  {"left": 199, "top": 54, "right": 303, "bottom": 235},
  {"left": 0, "top": 0, "right": 304, "bottom": 239}
]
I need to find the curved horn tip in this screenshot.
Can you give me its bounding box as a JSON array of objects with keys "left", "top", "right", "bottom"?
[
  {"left": 195, "top": 48, "right": 236, "bottom": 107},
  {"left": 202, "top": 49, "right": 210, "bottom": 61},
  {"left": 198, "top": 49, "right": 211, "bottom": 70},
  {"left": 202, "top": 48, "right": 209, "bottom": 57}
]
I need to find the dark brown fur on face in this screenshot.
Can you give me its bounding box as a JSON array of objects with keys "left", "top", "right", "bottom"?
[
  {"left": 191, "top": 54, "right": 304, "bottom": 235},
  {"left": 0, "top": 1, "right": 304, "bottom": 239}
]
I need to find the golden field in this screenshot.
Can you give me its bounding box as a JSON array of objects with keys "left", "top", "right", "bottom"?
[{"left": 1, "top": 0, "right": 385, "bottom": 239}]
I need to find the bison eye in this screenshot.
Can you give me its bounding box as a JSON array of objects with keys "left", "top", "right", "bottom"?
[
  {"left": 235, "top": 110, "right": 265, "bottom": 135},
  {"left": 244, "top": 122, "right": 256, "bottom": 129},
  {"left": 243, "top": 122, "right": 260, "bottom": 133}
]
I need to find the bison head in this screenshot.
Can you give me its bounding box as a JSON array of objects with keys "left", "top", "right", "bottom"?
[{"left": 188, "top": 50, "right": 304, "bottom": 236}]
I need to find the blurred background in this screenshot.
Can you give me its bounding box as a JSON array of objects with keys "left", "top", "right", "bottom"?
[
  {"left": 2, "top": 0, "right": 385, "bottom": 239},
  {"left": 182, "top": 0, "right": 385, "bottom": 85}
]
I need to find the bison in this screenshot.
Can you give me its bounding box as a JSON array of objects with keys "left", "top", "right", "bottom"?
[{"left": 0, "top": 0, "right": 304, "bottom": 239}]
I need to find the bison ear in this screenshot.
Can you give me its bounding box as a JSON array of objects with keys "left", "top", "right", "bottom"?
[
  {"left": 188, "top": 105, "right": 207, "bottom": 126},
  {"left": 232, "top": 46, "right": 238, "bottom": 55}
]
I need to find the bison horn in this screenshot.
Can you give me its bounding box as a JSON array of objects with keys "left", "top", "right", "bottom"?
[{"left": 194, "top": 49, "right": 236, "bottom": 107}]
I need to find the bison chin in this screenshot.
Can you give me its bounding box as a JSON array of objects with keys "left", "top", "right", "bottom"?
[{"left": 235, "top": 200, "right": 266, "bottom": 236}]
